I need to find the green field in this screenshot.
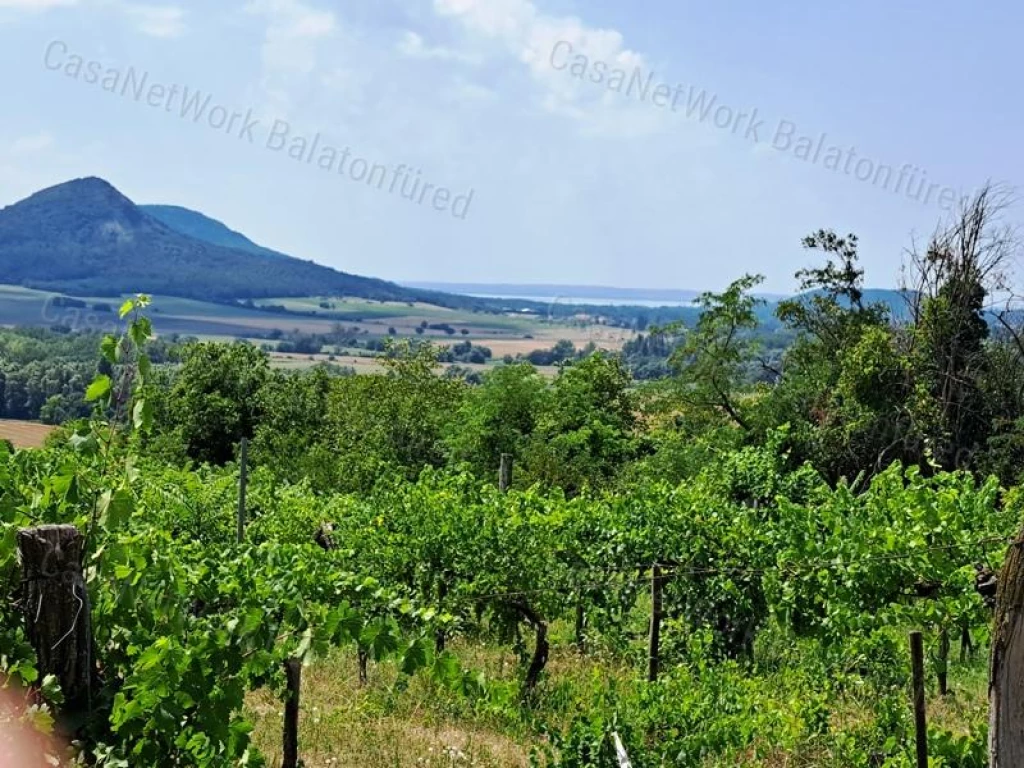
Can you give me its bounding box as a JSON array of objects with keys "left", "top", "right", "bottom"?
[{"left": 0, "top": 285, "right": 634, "bottom": 363}]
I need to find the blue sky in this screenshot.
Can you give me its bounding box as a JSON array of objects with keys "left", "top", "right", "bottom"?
[{"left": 1, "top": 0, "right": 1019, "bottom": 294}]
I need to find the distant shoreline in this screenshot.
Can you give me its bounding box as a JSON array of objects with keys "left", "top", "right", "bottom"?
[{"left": 402, "top": 282, "right": 787, "bottom": 307}]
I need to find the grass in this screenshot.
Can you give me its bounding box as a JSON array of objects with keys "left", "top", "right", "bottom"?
[
  {"left": 247, "top": 643, "right": 539, "bottom": 767},
  {"left": 245, "top": 628, "right": 991, "bottom": 768}
]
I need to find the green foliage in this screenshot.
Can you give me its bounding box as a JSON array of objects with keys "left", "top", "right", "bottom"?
[
  {"left": 161, "top": 342, "right": 270, "bottom": 465},
  {"left": 665, "top": 274, "right": 765, "bottom": 431},
  {"left": 6, "top": 201, "right": 1024, "bottom": 765},
  {"left": 524, "top": 354, "right": 637, "bottom": 495},
  {"left": 445, "top": 362, "right": 546, "bottom": 477}
]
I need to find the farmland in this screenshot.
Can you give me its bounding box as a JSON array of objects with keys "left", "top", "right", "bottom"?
[
  {"left": 0, "top": 418, "right": 54, "bottom": 448},
  {"left": 0, "top": 284, "right": 634, "bottom": 365}
]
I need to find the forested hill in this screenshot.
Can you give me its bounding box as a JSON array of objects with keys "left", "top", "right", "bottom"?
[
  {"left": 140, "top": 204, "right": 291, "bottom": 261},
  {"left": 0, "top": 177, "right": 475, "bottom": 306}
]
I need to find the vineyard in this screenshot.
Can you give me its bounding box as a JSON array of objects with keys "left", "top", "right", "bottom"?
[{"left": 2, "top": 291, "right": 1023, "bottom": 767}]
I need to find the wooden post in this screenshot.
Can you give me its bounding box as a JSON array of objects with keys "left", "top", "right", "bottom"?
[
  {"left": 236, "top": 437, "right": 248, "bottom": 544},
  {"left": 282, "top": 658, "right": 301, "bottom": 768},
  {"left": 990, "top": 535, "right": 1024, "bottom": 767},
  {"left": 575, "top": 596, "right": 586, "bottom": 654},
  {"left": 499, "top": 453, "right": 513, "bottom": 493},
  {"left": 910, "top": 631, "right": 928, "bottom": 768},
  {"left": 17, "top": 525, "right": 96, "bottom": 715},
  {"left": 358, "top": 649, "right": 369, "bottom": 686},
  {"left": 648, "top": 563, "right": 663, "bottom": 683},
  {"left": 938, "top": 627, "right": 950, "bottom": 696}
]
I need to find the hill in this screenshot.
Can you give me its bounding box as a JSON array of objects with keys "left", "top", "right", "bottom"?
[
  {"left": 0, "top": 178, "right": 471, "bottom": 305},
  {"left": 140, "top": 204, "right": 290, "bottom": 261}
]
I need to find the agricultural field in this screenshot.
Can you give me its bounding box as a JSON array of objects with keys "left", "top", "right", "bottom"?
[
  {"left": 0, "top": 418, "right": 54, "bottom": 448},
  {"left": 0, "top": 284, "right": 635, "bottom": 363}
]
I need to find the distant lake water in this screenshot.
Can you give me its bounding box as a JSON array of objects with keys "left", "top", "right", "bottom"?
[{"left": 468, "top": 294, "right": 696, "bottom": 308}]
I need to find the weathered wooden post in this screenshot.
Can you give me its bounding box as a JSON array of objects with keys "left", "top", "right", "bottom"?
[
  {"left": 236, "top": 437, "right": 248, "bottom": 544},
  {"left": 358, "top": 649, "right": 369, "bottom": 686},
  {"left": 910, "top": 631, "right": 928, "bottom": 768},
  {"left": 17, "top": 525, "right": 96, "bottom": 714},
  {"left": 989, "top": 534, "right": 1024, "bottom": 767},
  {"left": 648, "top": 563, "right": 664, "bottom": 683},
  {"left": 282, "top": 658, "right": 301, "bottom": 768},
  {"left": 938, "top": 627, "right": 950, "bottom": 696},
  {"left": 961, "top": 623, "right": 973, "bottom": 662},
  {"left": 499, "top": 453, "right": 513, "bottom": 493},
  {"left": 575, "top": 597, "right": 586, "bottom": 654}
]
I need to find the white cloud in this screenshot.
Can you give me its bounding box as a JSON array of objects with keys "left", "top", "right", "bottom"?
[
  {"left": 396, "top": 30, "right": 478, "bottom": 64},
  {"left": 245, "top": 0, "right": 337, "bottom": 114},
  {"left": 121, "top": 3, "right": 185, "bottom": 38},
  {"left": 1, "top": 0, "right": 186, "bottom": 37},
  {"left": 246, "top": 0, "right": 336, "bottom": 76},
  {"left": 11, "top": 133, "right": 54, "bottom": 154},
  {"left": 432, "top": 0, "right": 666, "bottom": 137},
  {"left": 0, "top": 0, "right": 76, "bottom": 7}
]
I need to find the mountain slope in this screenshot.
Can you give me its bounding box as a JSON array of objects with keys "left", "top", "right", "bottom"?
[
  {"left": 0, "top": 178, "right": 453, "bottom": 304},
  {"left": 140, "top": 204, "right": 289, "bottom": 260}
]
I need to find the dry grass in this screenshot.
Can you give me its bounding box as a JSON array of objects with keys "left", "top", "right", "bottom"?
[
  {"left": 245, "top": 634, "right": 640, "bottom": 767},
  {"left": 0, "top": 419, "right": 54, "bottom": 449},
  {"left": 247, "top": 646, "right": 535, "bottom": 768}
]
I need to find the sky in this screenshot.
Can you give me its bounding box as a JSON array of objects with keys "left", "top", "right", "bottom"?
[{"left": 0, "top": 0, "right": 1020, "bottom": 295}]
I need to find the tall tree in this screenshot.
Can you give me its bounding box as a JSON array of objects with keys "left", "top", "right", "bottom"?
[
  {"left": 903, "top": 184, "right": 1015, "bottom": 471},
  {"left": 667, "top": 274, "right": 765, "bottom": 431}
]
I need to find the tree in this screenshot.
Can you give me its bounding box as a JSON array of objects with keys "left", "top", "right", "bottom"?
[
  {"left": 251, "top": 366, "right": 335, "bottom": 487},
  {"left": 757, "top": 233, "right": 903, "bottom": 481},
  {"left": 667, "top": 275, "right": 765, "bottom": 431},
  {"left": 525, "top": 354, "right": 636, "bottom": 494},
  {"left": 445, "top": 363, "right": 546, "bottom": 477},
  {"left": 163, "top": 342, "right": 270, "bottom": 464},
  {"left": 319, "top": 341, "right": 466, "bottom": 491},
  {"left": 776, "top": 230, "right": 888, "bottom": 356},
  {"left": 904, "top": 184, "right": 1015, "bottom": 471}
]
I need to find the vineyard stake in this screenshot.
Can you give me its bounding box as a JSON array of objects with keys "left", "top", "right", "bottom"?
[
  {"left": 910, "top": 631, "right": 928, "bottom": 768},
  {"left": 499, "top": 453, "right": 513, "bottom": 493},
  {"left": 989, "top": 533, "right": 1024, "bottom": 767},
  {"left": 575, "top": 596, "right": 586, "bottom": 653},
  {"left": 938, "top": 627, "right": 949, "bottom": 696},
  {"left": 236, "top": 437, "right": 248, "bottom": 544},
  {"left": 282, "top": 658, "right": 301, "bottom": 768},
  {"left": 960, "top": 624, "right": 973, "bottom": 662},
  {"left": 358, "top": 649, "right": 369, "bottom": 686},
  {"left": 17, "top": 525, "right": 97, "bottom": 718},
  {"left": 648, "top": 563, "right": 663, "bottom": 682}
]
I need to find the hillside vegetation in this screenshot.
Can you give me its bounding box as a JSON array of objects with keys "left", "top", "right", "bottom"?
[
  {"left": 0, "top": 178, "right": 478, "bottom": 307},
  {"left": 2, "top": 188, "right": 1024, "bottom": 766}
]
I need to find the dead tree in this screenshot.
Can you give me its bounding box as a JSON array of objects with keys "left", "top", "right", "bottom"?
[{"left": 901, "top": 183, "right": 1019, "bottom": 472}]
